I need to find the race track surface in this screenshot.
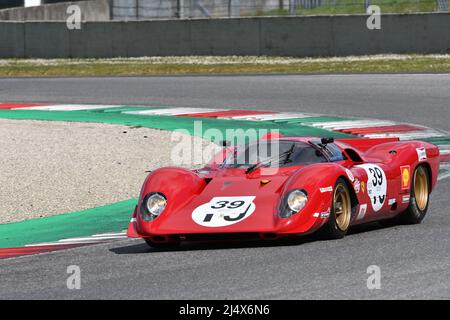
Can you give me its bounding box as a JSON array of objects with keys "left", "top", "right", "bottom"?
[
  {"left": 1, "top": 74, "right": 449, "bottom": 131},
  {"left": 0, "top": 74, "right": 449, "bottom": 299}
]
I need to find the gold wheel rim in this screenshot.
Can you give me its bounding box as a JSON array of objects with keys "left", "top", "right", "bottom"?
[
  {"left": 334, "top": 183, "right": 351, "bottom": 231},
  {"left": 414, "top": 167, "right": 429, "bottom": 211}
]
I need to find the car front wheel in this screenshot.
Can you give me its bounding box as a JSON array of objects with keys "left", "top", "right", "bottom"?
[{"left": 319, "top": 178, "right": 352, "bottom": 239}]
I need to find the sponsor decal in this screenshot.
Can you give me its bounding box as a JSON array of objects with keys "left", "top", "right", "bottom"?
[
  {"left": 361, "top": 181, "right": 366, "bottom": 194},
  {"left": 357, "top": 164, "right": 388, "bottom": 212},
  {"left": 346, "top": 169, "right": 355, "bottom": 182},
  {"left": 354, "top": 179, "right": 361, "bottom": 194},
  {"left": 313, "top": 212, "right": 320, "bottom": 218},
  {"left": 192, "top": 196, "right": 256, "bottom": 227},
  {"left": 320, "top": 186, "right": 333, "bottom": 193},
  {"left": 357, "top": 204, "right": 368, "bottom": 221},
  {"left": 416, "top": 147, "right": 427, "bottom": 162},
  {"left": 400, "top": 165, "right": 411, "bottom": 190},
  {"left": 320, "top": 208, "right": 331, "bottom": 219},
  {"left": 388, "top": 198, "right": 396, "bottom": 206},
  {"left": 402, "top": 195, "right": 411, "bottom": 204}
]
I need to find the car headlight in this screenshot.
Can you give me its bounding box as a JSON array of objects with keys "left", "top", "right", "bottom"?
[
  {"left": 140, "top": 192, "right": 167, "bottom": 221},
  {"left": 280, "top": 189, "right": 308, "bottom": 218}
]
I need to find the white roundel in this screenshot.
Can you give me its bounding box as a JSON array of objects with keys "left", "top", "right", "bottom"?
[
  {"left": 192, "top": 196, "right": 256, "bottom": 227},
  {"left": 357, "top": 164, "right": 387, "bottom": 212}
]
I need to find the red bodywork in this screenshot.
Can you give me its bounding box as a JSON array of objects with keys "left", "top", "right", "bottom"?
[{"left": 127, "top": 137, "right": 440, "bottom": 243}]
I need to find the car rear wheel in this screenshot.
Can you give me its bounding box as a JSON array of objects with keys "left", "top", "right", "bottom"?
[
  {"left": 144, "top": 239, "right": 180, "bottom": 250},
  {"left": 400, "top": 165, "right": 430, "bottom": 224},
  {"left": 319, "top": 178, "right": 352, "bottom": 239}
]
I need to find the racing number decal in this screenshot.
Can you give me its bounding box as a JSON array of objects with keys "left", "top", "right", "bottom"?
[
  {"left": 211, "top": 200, "right": 244, "bottom": 210},
  {"left": 357, "top": 164, "right": 388, "bottom": 212},
  {"left": 206, "top": 200, "right": 247, "bottom": 222},
  {"left": 192, "top": 196, "right": 256, "bottom": 227},
  {"left": 369, "top": 167, "right": 384, "bottom": 188}
]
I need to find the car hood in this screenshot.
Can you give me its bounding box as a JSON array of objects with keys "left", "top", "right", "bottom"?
[{"left": 153, "top": 174, "right": 291, "bottom": 234}]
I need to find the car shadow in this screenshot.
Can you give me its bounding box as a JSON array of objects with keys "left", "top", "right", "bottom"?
[
  {"left": 347, "top": 220, "right": 403, "bottom": 235},
  {"left": 109, "top": 235, "right": 317, "bottom": 255},
  {"left": 109, "top": 221, "right": 401, "bottom": 255}
]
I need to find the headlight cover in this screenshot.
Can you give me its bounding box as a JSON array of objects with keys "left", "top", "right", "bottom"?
[
  {"left": 140, "top": 192, "right": 167, "bottom": 221},
  {"left": 280, "top": 189, "right": 308, "bottom": 218}
]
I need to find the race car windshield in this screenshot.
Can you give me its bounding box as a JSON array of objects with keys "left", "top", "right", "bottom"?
[
  {"left": 223, "top": 141, "right": 327, "bottom": 169},
  {"left": 309, "top": 139, "right": 345, "bottom": 162}
]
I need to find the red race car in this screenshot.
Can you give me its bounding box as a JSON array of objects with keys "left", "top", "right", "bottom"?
[{"left": 127, "top": 136, "right": 440, "bottom": 248}]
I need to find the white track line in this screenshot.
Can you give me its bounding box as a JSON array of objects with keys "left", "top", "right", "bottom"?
[
  {"left": 440, "top": 163, "right": 450, "bottom": 169},
  {"left": 91, "top": 232, "right": 127, "bottom": 237},
  {"left": 14, "top": 104, "right": 123, "bottom": 111},
  {"left": 438, "top": 171, "right": 450, "bottom": 181},
  {"left": 364, "top": 130, "right": 446, "bottom": 140},
  {"left": 310, "top": 120, "right": 397, "bottom": 130},
  {"left": 25, "top": 232, "right": 127, "bottom": 247},
  {"left": 438, "top": 163, "right": 450, "bottom": 181},
  {"left": 124, "top": 108, "right": 227, "bottom": 116},
  {"left": 225, "top": 113, "right": 311, "bottom": 121},
  {"left": 437, "top": 145, "right": 450, "bottom": 155},
  {"left": 57, "top": 237, "right": 124, "bottom": 244}
]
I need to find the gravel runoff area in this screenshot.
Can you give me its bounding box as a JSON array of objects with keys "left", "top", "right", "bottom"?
[{"left": 0, "top": 119, "right": 220, "bottom": 224}]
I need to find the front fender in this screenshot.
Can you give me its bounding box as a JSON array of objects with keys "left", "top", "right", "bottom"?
[
  {"left": 276, "top": 163, "right": 352, "bottom": 234},
  {"left": 134, "top": 167, "right": 206, "bottom": 235}
]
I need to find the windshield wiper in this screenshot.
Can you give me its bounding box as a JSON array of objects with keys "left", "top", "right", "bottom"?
[{"left": 245, "top": 144, "right": 295, "bottom": 174}]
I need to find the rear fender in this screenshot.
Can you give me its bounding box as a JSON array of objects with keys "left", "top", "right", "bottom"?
[{"left": 364, "top": 140, "right": 440, "bottom": 191}]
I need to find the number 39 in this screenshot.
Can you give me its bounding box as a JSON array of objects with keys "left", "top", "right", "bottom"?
[
  {"left": 211, "top": 200, "right": 245, "bottom": 209},
  {"left": 369, "top": 167, "right": 383, "bottom": 187}
]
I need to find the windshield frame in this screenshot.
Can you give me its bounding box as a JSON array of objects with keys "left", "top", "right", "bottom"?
[{"left": 221, "top": 140, "right": 330, "bottom": 170}]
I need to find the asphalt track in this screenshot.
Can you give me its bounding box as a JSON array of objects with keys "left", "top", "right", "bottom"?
[{"left": 0, "top": 74, "right": 449, "bottom": 299}]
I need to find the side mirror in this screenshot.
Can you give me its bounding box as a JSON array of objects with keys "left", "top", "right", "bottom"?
[{"left": 321, "top": 137, "right": 334, "bottom": 145}]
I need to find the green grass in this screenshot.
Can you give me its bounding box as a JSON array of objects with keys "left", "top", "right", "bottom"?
[
  {"left": 255, "top": 0, "right": 437, "bottom": 16},
  {"left": 0, "top": 55, "right": 448, "bottom": 77}
]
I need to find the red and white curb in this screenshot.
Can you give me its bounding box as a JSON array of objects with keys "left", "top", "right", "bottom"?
[
  {"left": 9, "top": 102, "right": 445, "bottom": 141},
  {"left": 25, "top": 231, "right": 127, "bottom": 247},
  {"left": 1, "top": 101, "right": 447, "bottom": 137},
  {"left": 3, "top": 102, "right": 450, "bottom": 172},
  {"left": 439, "top": 163, "right": 450, "bottom": 181},
  {"left": 0, "top": 232, "right": 127, "bottom": 259}
]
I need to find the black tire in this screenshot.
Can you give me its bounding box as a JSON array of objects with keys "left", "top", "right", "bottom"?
[
  {"left": 319, "top": 178, "right": 352, "bottom": 239},
  {"left": 144, "top": 239, "right": 180, "bottom": 250},
  {"left": 399, "top": 165, "right": 430, "bottom": 224}
]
